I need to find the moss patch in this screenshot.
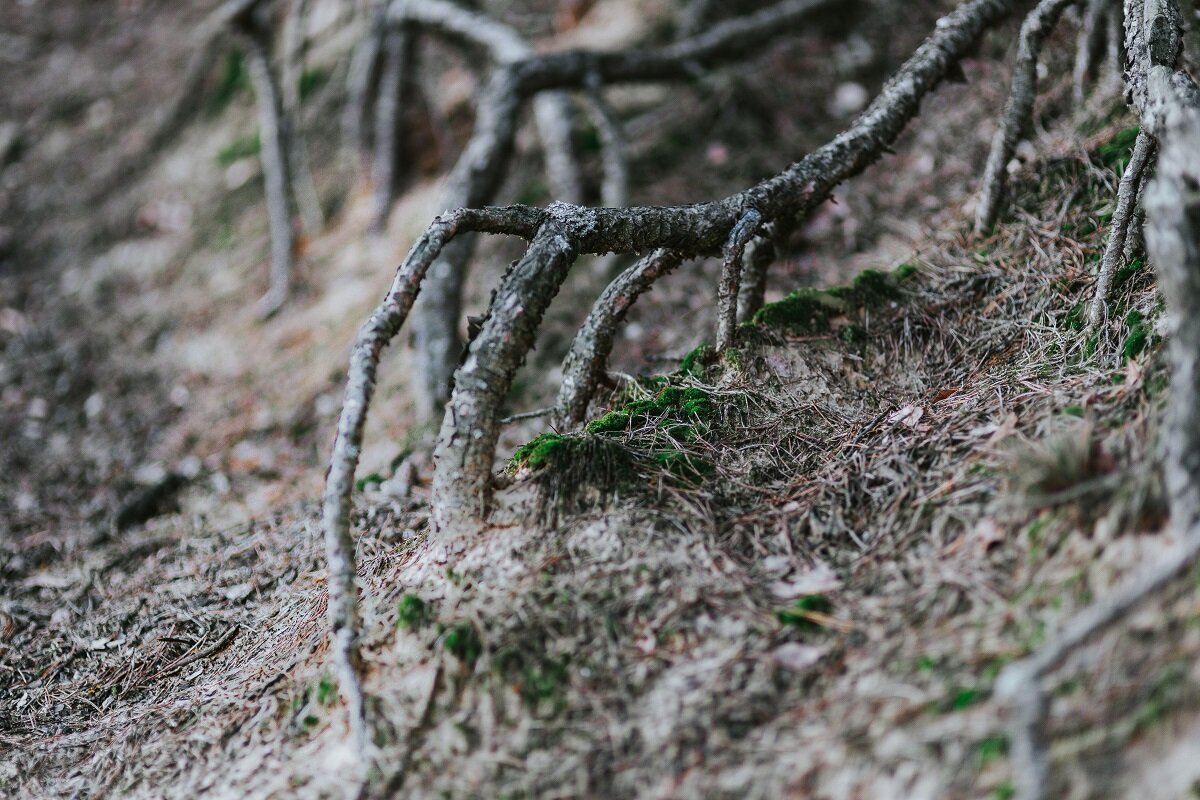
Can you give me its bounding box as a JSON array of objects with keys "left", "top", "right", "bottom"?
[{"left": 751, "top": 267, "right": 911, "bottom": 334}]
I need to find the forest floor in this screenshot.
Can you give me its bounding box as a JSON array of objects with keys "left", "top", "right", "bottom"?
[{"left": 3, "top": 1, "right": 1200, "bottom": 798}]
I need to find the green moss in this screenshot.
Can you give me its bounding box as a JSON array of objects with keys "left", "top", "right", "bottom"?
[
  {"left": 679, "top": 343, "right": 716, "bottom": 378},
  {"left": 298, "top": 68, "right": 329, "bottom": 102},
  {"left": 1064, "top": 302, "right": 1086, "bottom": 332},
  {"left": 915, "top": 655, "right": 938, "bottom": 673},
  {"left": 752, "top": 267, "right": 908, "bottom": 333},
  {"left": 722, "top": 347, "right": 743, "bottom": 368},
  {"left": 839, "top": 324, "right": 867, "bottom": 344},
  {"left": 936, "top": 687, "right": 985, "bottom": 713},
  {"left": 894, "top": 262, "right": 920, "bottom": 282},
  {"left": 775, "top": 595, "right": 832, "bottom": 629},
  {"left": 1113, "top": 257, "right": 1146, "bottom": 292},
  {"left": 444, "top": 623, "right": 483, "bottom": 665},
  {"left": 355, "top": 472, "right": 384, "bottom": 491},
  {"left": 1062, "top": 405, "right": 1085, "bottom": 418},
  {"left": 994, "top": 782, "right": 1016, "bottom": 800},
  {"left": 317, "top": 676, "right": 337, "bottom": 706},
  {"left": 653, "top": 449, "right": 712, "bottom": 481},
  {"left": 1095, "top": 126, "right": 1141, "bottom": 174},
  {"left": 208, "top": 50, "right": 249, "bottom": 113},
  {"left": 1132, "top": 661, "right": 1188, "bottom": 733},
  {"left": 752, "top": 287, "right": 846, "bottom": 332},
  {"left": 508, "top": 432, "right": 571, "bottom": 471},
  {"left": 584, "top": 411, "right": 631, "bottom": 435},
  {"left": 827, "top": 268, "right": 903, "bottom": 304},
  {"left": 216, "top": 133, "right": 262, "bottom": 166},
  {"left": 978, "top": 735, "right": 1008, "bottom": 766},
  {"left": 397, "top": 594, "right": 429, "bottom": 630},
  {"left": 1123, "top": 309, "right": 1149, "bottom": 359}
]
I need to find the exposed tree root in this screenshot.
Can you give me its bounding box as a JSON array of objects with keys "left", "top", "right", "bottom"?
[
  {"left": 736, "top": 224, "right": 783, "bottom": 322},
  {"left": 238, "top": 7, "right": 300, "bottom": 319},
  {"left": 715, "top": 208, "right": 763, "bottom": 351},
  {"left": 398, "top": 0, "right": 841, "bottom": 418},
  {"left": 280, "top": 0, "right": 324, "bottom": 234},
  {"left": 556, "top": 249, "right": 684, "bottom": 429},
  {"left": 368, "top": 23, "right": 413, "bottom": 234},
  {"left": 996, "top": 2, "right": 1200, "bottom": 797},
  {"left": 581, "top": 82, "right": 629, "bottom": 210},
  {"left": 321, "top": 206, "right": 543, "bottom": 778},
  {"left": 1073, "top": 0, "right": 1113, "bottom": 100},
  {"left": 321, "top": 0, "right": 1017, "bottom": 777},
  {"left": 1086, "top": 127, "right": 1156, "bottom": 330},
  {"left": 975, "top": 0, "right": 1077, "bottom": 234}
]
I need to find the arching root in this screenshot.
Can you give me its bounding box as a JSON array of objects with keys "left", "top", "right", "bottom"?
[
  {"left": 1085, "top": 128, "right": 1156, "bottom": 331},
  {"left": 975, "top": 0, "right": 1077, "bottom": 235},
  {"left": 996, "top": 2, "right": 1200, "bottom": 797}
]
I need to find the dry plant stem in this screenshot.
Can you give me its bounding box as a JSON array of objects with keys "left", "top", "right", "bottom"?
[
  {"left": 321, "top": 205, "right": 542, "bottom": 773},
  {"left": 419, "top": 0, "right": 1016, "bottom": 529},
  {"left": 369, "top": 23, "right": 413, "bottom": 234},
  {"left": 556, "top": 249, "right": 684, "bottom": 429},
  {"left": 997, "top": 2, "right": 1200, "bottom": 797},
  {"left": 1086, "top": 128, "right": 1156, "bottom": 329},
  {"left": 403, "top": 0, "right": 839, "bottom": 417},
  {"left": 242, "top": 22, "right": 298, "bottom": 318},
  {"left": 976, "top": 0, "right": 1077, "bottom": 234},
  {"left": 716, "top": 209, "right": 763, "bottom": 350}
]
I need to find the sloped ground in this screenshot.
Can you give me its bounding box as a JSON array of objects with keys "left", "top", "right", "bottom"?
[{"left": 3, "top": 1, "right": 1200, "bottom": 798}]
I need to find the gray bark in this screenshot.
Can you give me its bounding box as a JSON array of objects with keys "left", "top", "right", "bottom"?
[
  {"left": 242, "top": 17, "right": 299, "bottom": 318},
  {"left": 581, "top": 86, "right": 630, "bottom": 209},
  {"left": 320, "top": 205, "right": 543, "bottom": 773},
  {"left": 737, "top": 225, "right": 781, "bottom": 322},
  {"left": 975, "top": 0, "right": 1078, "bottom": 234},
  {"left": 423, "top": 0, "right": 1017, "bottom": 531},
  {"left": 320, "top": 0, "right": 1018, "bottom": 777},
  {"left": 715, "top": 209, "right": 763, "bottom": 350},
  {"left": 342, "top": 0, "right": 389, "bottom": 162},
  {"left": 401, "top": 0, "right": 838, "bottom": 420},
  {"left": 555, "top": 249, "right": 684, "bottom": 429},
  {"left": 369, "top": 24, "right": 413, "bottom": 234},
  {"left": 1086, "top": 128, "right": 1156, "bottom": 329},
  {"left": 997, "top": 2, "right": 1200, "bottom": 797},
  {"left": 280, "top": 0, "right": 324, "bottom": 234},
  {"left": 1074, "top": 0, "right": 1111, "bottom": 101}
]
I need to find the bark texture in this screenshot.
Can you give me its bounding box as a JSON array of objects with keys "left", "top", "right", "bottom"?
[
  {"left": 715, "top": 209, "right": 763, "bottom": 351},
  {"left": 975, "top": 0, "right": 1077, "bottom": 234},
  {"left": 996, "top": 2, "right": 1200, "bottom": 797},
  {"left": 321, "top": 0, "right": 1019, "bottom": 776},
  {"left": 402, "top": 0, "right": 841, "bottom": 419},
  {"left": 1086, "top": 128, "right": 1156, "bottom": 329},
  {"left": 556, "top": 249, "right": 684, "bottom": 429},
  {"left": 241, "top": 14, "right": 299, "bottom": 318},
  {"left": 426, "top": 0, "right": 1016, "bottom": 530},
  {"left": 321, "top": 205, "right": 544, "bottom": 773}
]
